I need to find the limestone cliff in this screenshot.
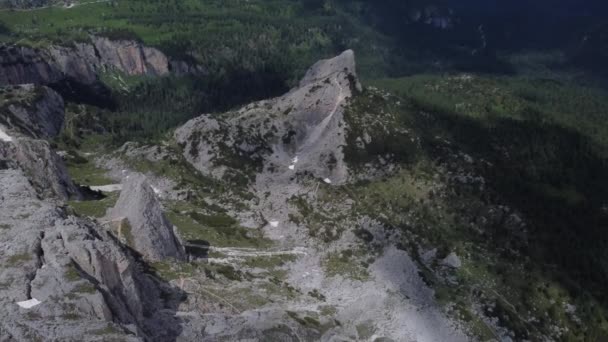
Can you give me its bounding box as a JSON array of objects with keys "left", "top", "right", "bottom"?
[{"left": 0, "top": 36, "right": 172, "bottom": 88}]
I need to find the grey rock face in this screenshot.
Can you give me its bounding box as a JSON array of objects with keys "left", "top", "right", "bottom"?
[
  {"left": 107, "top": 173, "right": 185, "bottom": 262},
  {"left": 0, "top": 36, "right": 171, "bottom": 87},
  {"left": 0, "top": 169, "right": 184, "bottom": 341},
  {"left": 47, "top": 42, "right": 100, "bottom": 85},
  {"left": 11, "top": 138, "right": 80, "bottom": 200},
  {"left": 0, "top": 45, "right": 63, "bottom": 85},
  {"left": 175, "top": 50, "right": 360, "bottom": 185},
  {"left": 0, "top": 84, "right": 79, "bottom": 200},
  {"left": 0, "top": 135, "right": 80, "bottom": 200},
  {"left": 92, "top": 36, "right": 170, "bottom": 77},
  {"left": 299, "top": 49, "right": 361, "bottom": 91},
  {"left": 1, "top": 84, "right": 65, "bottom": 139}
]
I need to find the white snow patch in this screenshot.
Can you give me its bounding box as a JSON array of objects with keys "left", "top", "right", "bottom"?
[
  {"left": 17, "top": 298, "right": 41, "bottom": 309},
  {"left": 288, "top": 164, "right": 295, "bottom": 170},
  {"left": 269, "top": 220, "right": 280, "bottom": 227},
  {"left": 0, "top": 127, "right": 13, "bottom": 142},
  {"left": 323, "top": 178, "right": 332, "bottom": 184},
  {"left": 151, "top": 186, "right": 162, "bottom": 196},
  {"left": 292, "top": 156, "right": 299, "bottom": 164},
  {"left": 90, "top": 184, "right": 122, "bottom": 192}
]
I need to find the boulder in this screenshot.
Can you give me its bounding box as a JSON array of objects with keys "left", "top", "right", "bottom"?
[
  {"left": 107, "top": 173, "right": 185, "bottom": 262},
  {"left": 441, "top": 252, "right": 462, "bottom": 269}
]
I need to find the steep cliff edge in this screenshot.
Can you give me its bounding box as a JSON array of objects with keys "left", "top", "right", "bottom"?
[
  {"left": 0, "top": 84, "right": 79, "bottom": 200},
  {"left": 0, "top": 84, "right": 64, "bottom": 139},
  {"left": 0, "top": 36, "right": 173, "bottom": 88}
]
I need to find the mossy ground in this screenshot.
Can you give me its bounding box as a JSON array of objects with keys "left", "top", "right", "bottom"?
[
  {"left": 166, "top": 208, "right": 271, "bottom": 249},
  {"left": 66, "top": 159, "right": 114, "bottom": 186},
  {"left": 68, "top": 192, "right": 118, "bottom": 218},
  {"left": 5, "top": 253, "right": 32, "bottom": 267}
]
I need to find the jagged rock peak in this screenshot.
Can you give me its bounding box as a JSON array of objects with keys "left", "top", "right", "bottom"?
[
  {"left": 175, "top": 49, "right": 362, "bottom": 186},
  {"left": 107, "top": 173, "right": 185, "bottom": 262},
  {"left": 299, "top": 49, "right": 361, "bottom": 91}
]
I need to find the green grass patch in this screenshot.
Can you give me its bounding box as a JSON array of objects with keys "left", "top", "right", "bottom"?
[
  {"left": 66, "top": 158, "right": 113, "bottom": 186},
  {"left": 323, "top": 249, "right": 369, "bottom": 281},
  {"left": 150, "top": 261, "right": 197, "bottom": 281},
  {"left": 91, "top": 324, "right": 122, "bottom": 336},
  {"left": 242, "top": 254, "right": 297, "bottom": 270},
  {"left": 68, "top": 192, "right": 118, "bottom": 218},
  {"left": 167, "top": 210, "right": 272, "bottom": 248},
  {"left": 64, "top": 264, "right": 82, "bottom": 281},
  {"left": 6, "top": 253, "right": 31, "bottom": 266},
  {"left": 72, "top": 282, "right": 97, "bottom": 294}
]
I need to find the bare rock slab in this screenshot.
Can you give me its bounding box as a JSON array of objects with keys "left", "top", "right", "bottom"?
[{"left": 108, "top": 173, "right": 185, "bottom": 262}]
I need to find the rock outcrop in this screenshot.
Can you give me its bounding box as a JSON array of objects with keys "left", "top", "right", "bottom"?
[
  {"left": 107, "top": 173, "right": 185, "bottom": 262},
  {"left": 0, "top": 84, "right": 65, "bottom": 139},
  {"left": 0, "top": 85, "right": 184, "bottom": 340},
  {"left": 0, "top": 36, "right": 172, "bottom": 88},
  {"left": 0, "top": 84, "right": 79, "bottom": 200},
  {"left": 0, "top": 169, "right": 183, "bottom": 341},
  {"left": 1, "top": 138, "right": 81, "bottom": 199},
  {"left": 175, "top": 50, "right": 361, "bottom": 185}
]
